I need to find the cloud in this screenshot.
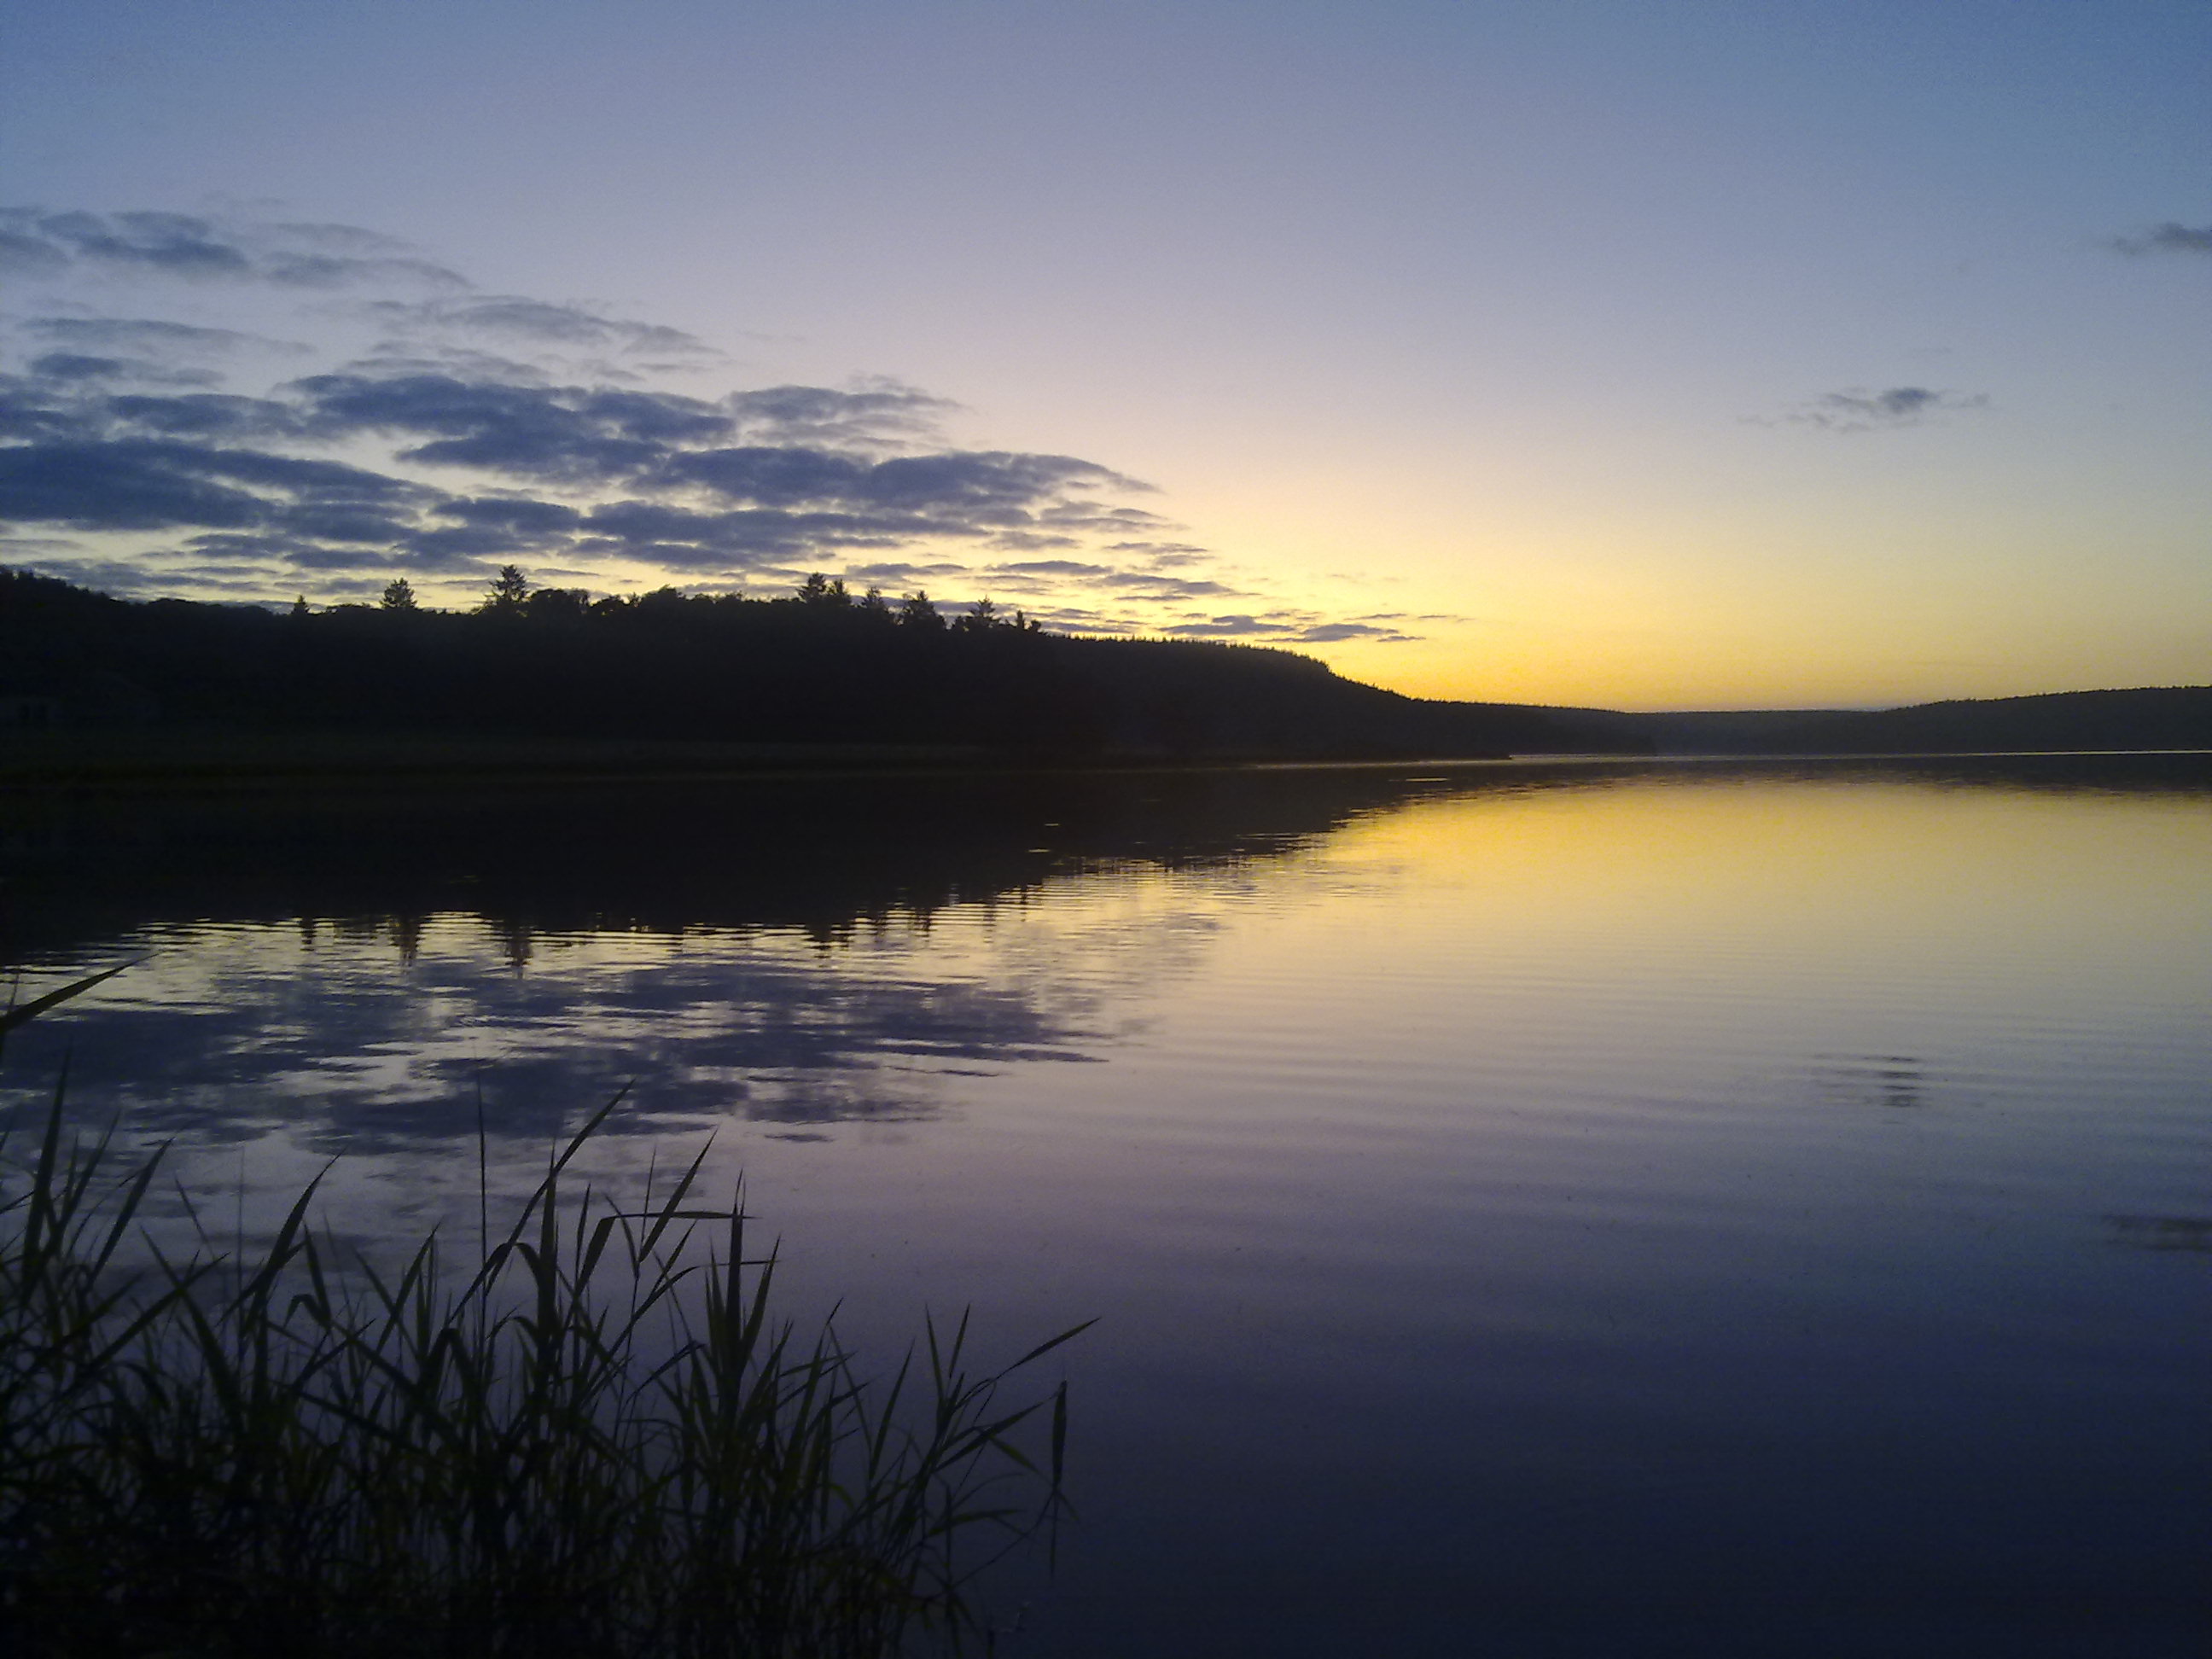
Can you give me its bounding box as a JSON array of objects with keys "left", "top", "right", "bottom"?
[
  {"left": 433, "top": 496, "right": 585, "bottom": 536},
  {"left": 1154, "top": 611, "right": 1413, "bottom": 643},
  {"left": 0, "top": 533, "right": 80, "bottom": 560},
  {"left": 12, "top": 210, "right": 253, "bottom": 279},
  {"left": 103, "top": 393, "right": 311, "bottom": 440},
  {"left": 1107, "top": 542, "right": 1209, "bottom": 565},
  {"left": 839, "top": 561, "right": 975, "bottom": 586},
  {"left": 292, "top": 373, "right": 732, "bottom": 480},
  {"left": 0, "top": 442, "right": 274, "bottom": 531},
  {"left": 0, "top": 229, "right": 67, "bottom": 277},
  {"left": 0, "top": 367, "right": 1144, "bottom": 584},
  {"left": 864, "top": 453, "right": 1144, "bottom": 514},
  {"left": 0, "top": 205, "right": 1423, "bottom": 645},
  {"left": 725, "top": 381, "right": 956, "bottom": 451},
  {"left": 578, "top": 499, "right": 949, "bottom": 566},
  {"left": 347, "top": 343, "right": 559, "bottom": 384},
  {"left": 0, "top": 380, "right": 87, "bottom": 442},
  {"left": 398, "top": 525, "right": 559, "bottom": 568},
  {"left": 0, "top": 375, "right": 311, "bottom": 443},
  {"left": 180, "top": 530, "right": 417, "bottom": 572},
  {"left": 1036, "top": 502, "right": 1176, "bottom": 534},
  {"left": 361, "top": 295, "right": 719, "bottom": 359},
  {"left": 2110, "top": 222, "right": 2212, "bottom": 256},
  {"left": 0, "top": 208, "right": 465, "bottom": 288},
  {"left": 694, "top": 451, "right": 1135, "bottom": 525},
  {"left": 26, "top": 353, "right": 222, "bottom": 389},
  {"left": 0, "top": 437, "right": 433, "bottom": 533},
  {"left": 1288, "top": 620, "right": 1412, "bottom": 643},
  {"left": 981, "top": 531, "right": 1084, "bottom": 553},
  {"left": 265, "top": 220, "right": 424, "bottom": 257},
  {"left": 3, "top": 554, "right": 180, "bottom": 596},
  {"left": 1099, "top": 571, "right": 1240, "bottom": 599},
  {"left": 987, "top": 559, "right": 1114, "bottom": 578},
  {"left": 21, "top": 317, "right": 310, "bottom": 358},
  {"left": 1777, "top": 386, "right": 1988, "bottom": 433},
  {"left": 656, "top": 445, "right": 868, "bottom": 504}
]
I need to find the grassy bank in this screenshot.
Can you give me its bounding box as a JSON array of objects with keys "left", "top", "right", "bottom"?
[{"left": 0, "top": 985, "right": 1085, "bottom": 1657}]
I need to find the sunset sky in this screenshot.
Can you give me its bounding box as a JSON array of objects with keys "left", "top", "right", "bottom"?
[{"left": 3, "top": 0, "right": 2205, "bottom": 709}]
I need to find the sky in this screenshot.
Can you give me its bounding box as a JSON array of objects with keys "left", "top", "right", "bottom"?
[{"left": 2, "top": 0, "right": 2205, "bottom": 709}]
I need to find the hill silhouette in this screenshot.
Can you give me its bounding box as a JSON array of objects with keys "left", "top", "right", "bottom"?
[
  {"left": 3, "top": 569, "right": 2203, "bottom": 767},
  {"left": 0, "top": 568, "right": 1633, "bottom": 763},
  {"left": 1605, "top": 688, "right": 2212, "bottom": 755}
]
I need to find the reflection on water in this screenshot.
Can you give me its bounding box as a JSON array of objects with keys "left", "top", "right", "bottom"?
[
  {"left": 13, "top": 888, "right": 1214, "bottom": 1143},
  {"left": 3, "top": 752, "right": 2209, "bottom": 1656},
  {"left": 3, "top": 766, "right": 1426, "bottom": 1160},
  {"left": 1811, "top": 1054, "right": 1926, "bottom": 1109},
  {"left": 2104, "top": 1215, "right": 2212, "bottom": 1255}
]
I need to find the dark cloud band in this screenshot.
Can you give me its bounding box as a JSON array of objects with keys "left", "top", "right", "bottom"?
[{"left": 0, "top": 206, "right": 1417, "bottom": 645}]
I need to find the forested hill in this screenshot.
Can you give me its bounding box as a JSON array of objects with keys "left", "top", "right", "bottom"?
[
  {"left": 0, "top": 569, "right": 1633, "bottom": 760},
  {"left": 1613, "top": 686, "right": 2212, "bottom": 755},
  {"left": 13, "top": 571, "right": 2198, "bottom": 764}
]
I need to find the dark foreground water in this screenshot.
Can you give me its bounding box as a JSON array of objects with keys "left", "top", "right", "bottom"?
[{"left": 4, "top": 755, "right": 2208, "bottom": 1656}]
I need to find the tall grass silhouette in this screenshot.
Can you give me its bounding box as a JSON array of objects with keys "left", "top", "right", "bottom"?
[{"left": 1, "top": 969, "right": 1086, "bottom": 1657}]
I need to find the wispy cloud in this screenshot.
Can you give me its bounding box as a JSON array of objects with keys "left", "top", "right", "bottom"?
[
  {"left": 0, "top": 208, "right": 465, "bottom": 288},
  {"left": 24, "top": 317, "right": 310, "bottom": 357},
  {"left": 724, "top": 381, "right": 957, "bottom": 451},
  {"left": 358, "top": 295, "right": 722, "bottom": 361},
  {"left": 2110, "top": 221, "right": 2212, "bottom": 257},
  {"left": 1774, "top": 386, "right": 1989, "bottom": 433},
  {"left": 26, "top": 353, "right": 222, "bottom": 389},
  {"left": 1155, "top": 610, "right": 1417, "bottom": 643}
]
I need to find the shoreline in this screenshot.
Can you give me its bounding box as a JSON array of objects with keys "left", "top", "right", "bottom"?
[
  {"left": 5, "top": 731, "right": 2204, "bottom": 795},
  {"left": 0, "top": 730, "right": 1522, "bottom": 790}
]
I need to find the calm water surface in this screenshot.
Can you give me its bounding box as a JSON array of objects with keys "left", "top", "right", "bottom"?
[{"left": 4, "top": 757, "right": 2208, "bottom": 1656}]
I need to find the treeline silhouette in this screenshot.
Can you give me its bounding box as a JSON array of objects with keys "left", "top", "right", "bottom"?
[
  {"left": 1586, "top": 689, "right": 2212, "bottom": 756},
  {"left": 0, "top": 568, "right": 1632, "bottom": 759},
  {"left": 1755, "top": 686, "right": 2212, "bottom": 754}
]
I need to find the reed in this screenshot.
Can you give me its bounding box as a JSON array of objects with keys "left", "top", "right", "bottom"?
[{"left": 0, "top": 992, "right": 1086, "bottom": 1658}]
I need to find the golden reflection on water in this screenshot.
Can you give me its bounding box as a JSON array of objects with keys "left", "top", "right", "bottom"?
[{"left": 1307, "top": 776, "right": 2209, "bottom": 1010}]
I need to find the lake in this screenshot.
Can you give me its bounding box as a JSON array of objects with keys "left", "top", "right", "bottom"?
[{"left": 3, "top": 754, "right": 2207, "bottom": 1656}]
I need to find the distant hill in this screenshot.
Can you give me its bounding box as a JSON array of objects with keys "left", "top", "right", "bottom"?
[
  {"left": 6, "top": 571, "right": 2201, "bottom": 765},
  {"left": 1619, "top": 687, "right": 2212, "bottom": 755}
]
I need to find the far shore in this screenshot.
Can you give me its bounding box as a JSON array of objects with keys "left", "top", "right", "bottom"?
[
  {"left": 0, "top": 728, "right": 1520, "bottom": 789},
  {"left": 8, "top": 725, "right": 2204, "bottom": 794}
]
